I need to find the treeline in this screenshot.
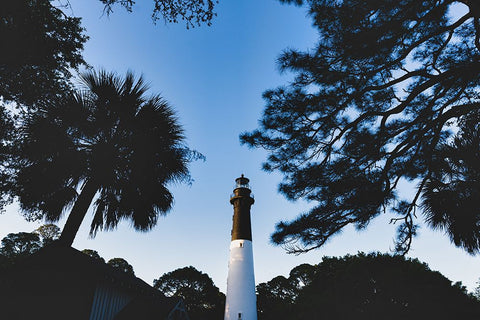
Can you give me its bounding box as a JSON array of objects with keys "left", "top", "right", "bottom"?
[
  {"left": 256, "top": 253, "right": 480, "bottom": 320},
  {"left": 0, "top": 225, "right": 134, "bottom": 276},
  {"left": 0, "top": 227, "right": 224, "bottom": 319},
  {"left": 0, "top": 224, "right": 60, "bottom": 269},
  {"left": 2, "top": 231, "right": 480, "bottom": 320}
]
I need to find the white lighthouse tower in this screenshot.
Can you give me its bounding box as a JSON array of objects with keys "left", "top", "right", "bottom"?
[{"left": 224, "top": 175, "right": 257, "bottom": 320}]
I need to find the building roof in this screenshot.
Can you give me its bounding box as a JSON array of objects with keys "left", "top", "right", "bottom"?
[{"left": 0, "top": 244, "right": 188, "bottom": 320}]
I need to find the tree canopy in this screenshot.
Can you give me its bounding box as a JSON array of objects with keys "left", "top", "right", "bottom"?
[
  {"left": 242, "top": 0, "right": 480, "bottom": 254},
  {"left": 81, "top": 249, "right": 106, "bottom": 263},
  {"left": 257, "top": 275, "right": 297, "bottom": 319},
  {"left": 15, "top": 70, "right": 202, "bottom": 246},
  {"left": 0, "top": 231, "right": 42, "bottom": 269},
  {"left": 34, "top": 224, "right": 61, "bottom": 246},
  {"left": 256, "top": 253, "right": 480, "bottom": 320},
  {"left": 0, "top": 232, "right": 41, "bottom": 260},
  {"left": 0, "top": 225, "right": 61, "bottom": 269},
  {"left": 0, "top": 0, "right": 88, "bottom": 212},
  {"left": 154, "top": 266, "right": 225, "bottom": 320},
  {"left": 107, "top": 257, "right": 135, "bottom": 276},
  {"left": 256, "top": 263, "right": 316, "bottom": 320},
  {"left": 0, "top": 0, "right": 87, "bottom": 106},
  {"left": 421, "top": 112, "right": 480, "bottom": 253},
  {"left": 80, "top": 250, "right": 135, "bottom": 275}
]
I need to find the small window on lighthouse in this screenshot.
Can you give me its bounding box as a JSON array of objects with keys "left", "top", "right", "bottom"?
[
  {"left": 239, "top": 243, "right": 243, "bottom": 248},
  {"left": 238, "top": 313, "right": 242, "bottom": 319}
]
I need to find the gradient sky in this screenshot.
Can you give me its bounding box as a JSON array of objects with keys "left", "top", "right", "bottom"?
[{"left": 1, "top": 0, "right": 479, "bottom": 293}]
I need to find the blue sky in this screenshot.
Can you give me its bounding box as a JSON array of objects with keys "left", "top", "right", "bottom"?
[{"left": 1, "top": 0, "right": 479, "bottom": 293}]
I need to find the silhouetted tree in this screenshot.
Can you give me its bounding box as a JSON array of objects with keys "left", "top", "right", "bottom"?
[
  {"left": 15, "top": 70, "right": 202, "bottom": 246},
  {"left": 242, "top": 0, "right": 480, "bottom": 254},
  {"left": 154, "top": 266, "right": 225, "bottom": 320},
  {"left": 0, "top": 229, "right": 140, "bottom": 275},
  {"left": 302, "top": 253, "right": 480, "bottom": 319},
  {"left": 256, "top": 253, "right": 480, "bottom": 320},
  {"left": 107, "top": 257, "right": 135, "bottom": 276},
  {"left": 474, "top": 279, "right": 480, "bottom": 301},
  {"left": 0, "top": 232, "right": 41, "bottom": 267},
  {"left": 256, "top": 276, "right": 296, "bottom": 320},
  {"left": 421, "top": 112, "right": 480, "bottom": 253},
  {"left": 0, "top": 0, "right": 87, "bottom": 213},
  {"left": 288, "top": 263, "right": 316, "bottom": 289},
  {"left": 0, "top": 109, "right": 15, "bottom": 212},
  {"left": 0, "top": 225, "right": 62, "bottom": 268},
  {"left": 34, "top": 224, "right": 61, "bottom": 246},
  {"left": 80, "top": 250, "right": 136, "bottom": 276},
  {"left": 81, "top": 249, "right": 105, "bottom": 263},
  {"left": 0, "top": 0, "right": 87, "bottom": 107},
  {"left": 256, "top": 263, "right": 317, "bottom": 319}
]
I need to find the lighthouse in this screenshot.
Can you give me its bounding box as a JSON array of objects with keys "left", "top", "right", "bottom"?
[{"left": 224, "top": 175, "right": 257, "bottom": 320}]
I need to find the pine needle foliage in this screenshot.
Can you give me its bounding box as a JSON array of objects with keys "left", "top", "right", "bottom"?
[{"left": 242, "top": 0, "right": 480, "bottom": 254}]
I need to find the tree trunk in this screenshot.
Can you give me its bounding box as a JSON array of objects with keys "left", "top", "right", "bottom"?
[{"left": 58, "top": 179, "right": 98, "bottom": 247}]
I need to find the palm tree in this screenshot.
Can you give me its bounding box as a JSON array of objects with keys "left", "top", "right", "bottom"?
[
  {"left": 15, "top": 70, "right": 202, "bottom": 247},
  {"left": 421, "top": 112, "right": 480, "bottom": 254}
]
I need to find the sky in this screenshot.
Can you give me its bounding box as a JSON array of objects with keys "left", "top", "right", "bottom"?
[{"left": 1, "top": 0, "right": 480, "bottom": 293}]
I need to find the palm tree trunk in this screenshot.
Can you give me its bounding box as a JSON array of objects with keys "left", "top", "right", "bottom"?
[{"left": 58, "top": 179, "right": 98, "bottom": 247}]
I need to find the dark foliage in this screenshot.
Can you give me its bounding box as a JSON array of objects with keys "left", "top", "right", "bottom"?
[
  {"left": 34, "top": 223, "right": 61, "bottom": 246},
  {"left": 0, "top": 225, "right": 60, "bottom": 269},
  {"left": 0, "top": 0, "right": 87, "bottom": 106},
  {"left": 257, "top": 253, "right": 480, "bottom": 320},
  {"left": 257, "top": 276, "right": 297, "bottom": 319},
  {"left": 80, "top": 251, "right": 135, "bottom": 275},
  {"left": 0, "top": 245, "right": 178, "bottom": 320},
  {"left": 15, "top": 70, "right": 202, "bottom": 246},
  {"left": 0, "top": 108, "right": 15, "bottom": 212},
  {"left": 81, "top": 249, "right": 106, "bottom": 263},
  {"left": 99, "top": 0, "right": 217, "bottom": 28},
  {"left": 154, "top": 266, "right": 225, "bottom": 320},
  {"left": 474, "top": 279, "right": 480, "bottom": 301},
  {"left": 0, "top": 232, "right": 42, "bottom": 268},
  {"left": 256, "top": 263, "right": 315, "bottom": 319},
  {"left": 0, "top": 0, "right": 87, "bottom": 213},
  {"left": 422, "top": 112, "right": 480, "bottom": 253},
  {"left": 107, "top": 257, "right": 135, "bottom": 276},
  {"left": 242, "top": 0, "right": 480, "bottom": 254},
  {"left": 0, "top": 232, "right": 42, "bottom": 258}
]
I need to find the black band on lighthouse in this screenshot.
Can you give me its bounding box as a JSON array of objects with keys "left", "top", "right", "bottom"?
[{"left": 230, "top": 176, "right": 254, "bottom": 241}]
